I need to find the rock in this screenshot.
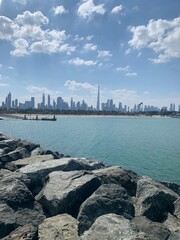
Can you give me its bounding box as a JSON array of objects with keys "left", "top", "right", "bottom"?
[
  {"left": 168, "top": 232, "right": 180, "bottom": 240},
  {"left": 12, "top": 154, "right": 55, "bottom": 168},
  {"left": 163, "top": 213, "right": 180, "bottom": 232},
  {"left": 136, "top": 176, "right": 179, "bottom": 222},
  {"left": 81, "top": 213, "right": 151, "bottom": 240},
  {"left": 77, "top": 184, "right": 135, "bottom": 234},
  {"left": 40, "top": 149, "right": 64, "bottom": 159},
  {"left": 174, "top": 198, "right": 180, "bottom": 219},
  {"left": 2, "top": 224, "right": 38, "bottom": 240},
  {"left": 31, "top": 147, "right": 44, "bottom": 156},
  {"left": 63, "top": 158, "right": 105, "bottom": 171},
  {"left": 130, "top": 216, "right": 170, "bottom": 240},
  {"left": 4, "top": 162, "right": 18, "bottom": 171},
  {"left": 93, "top": 166, "right": 139, "bottom": 196},
  {"left": 0, "top": 147, "right": 30, "bottom": 164},
  {"left": 0, "top": 139, "right": 21, "bottom": 149},
  {"left": 38, "top": 214, "right": 80, "bottom": 240},
  {"left": 19, "top": 140, "right": 40, "bottom": 152},
  {"left": 36, "top": 170, "right": 101, "bottom": 217},
  {"left": 161, "top": 181, "right": 180, "bottom": 196},
  {"left": 0, "top": 177, "right": 45, "bottom": 237},
  {"left": 0, "top": 203, "right": 17, "bottom": 238}
]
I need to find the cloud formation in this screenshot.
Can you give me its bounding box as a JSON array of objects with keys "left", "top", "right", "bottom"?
[
  {"left": 78, "top": 0, "right": 105, "bottom": 20},
  {"left": 129, "top": 17, "right": 180, "bottom": 63},
  {"left": 65, "top": 80, "right": 97, "bottom": 92},
  {"left": 111, "top": 5, "right": 123, "bottom": 14},
  {"left": 68, "top": 57, "right": 97, "bottom": 66},
  {"left": 53, "top": 5, "right": 68, "bottom": 15}
]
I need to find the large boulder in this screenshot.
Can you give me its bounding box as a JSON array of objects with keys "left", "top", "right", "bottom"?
[
  {"left": 130, "top": 216, "right": 170, "bottom": 240},
  {"left": 161, "top": 181, "right": 180, "bottom": 196},
  {"left": 174, "top": 198, "right": 180, "bottom": 219},
  {"left": 12, "top": 154, "right": 55, "bottom": 168},
  {"left": 163, "top": 213, "right": 180, "bottom": 232},
  {"left": 36, "top": 170, "right": 101, "bottom": 217},
  {"left": 1, "top": 224, "right": 38, "bottom": 240},
  {"left": 81, "top": 214, "right": 151, "bottom": 240},
  {"left": 0, "top": 178, "right": 45, "bottom": 238},
  {"left": 0, "top": 147, "right": 30, "bottom": 165},
  {"left": 38, "top": 214, "right": 80, "bottom": 240},
  {"left": 18, "top": 140, "right": 40, "bottom": 152},
  {"left": 77, "top": 184, "right": 135, "bottom": 234},
  {"left": 93, "top": 166, "right": 139, "bottom": 196},
  {"left": 136, "top": 176, "right": 179, "bottom": 222}
]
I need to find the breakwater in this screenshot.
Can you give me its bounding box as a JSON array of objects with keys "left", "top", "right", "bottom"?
[{"left": 0, "top": 132, "right": 180, "bottom": 239}]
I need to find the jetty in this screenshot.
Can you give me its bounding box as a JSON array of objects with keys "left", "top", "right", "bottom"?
[
  {"left": 23, "top": 114, "right": 57, "bottom": 121},
  {"left": 0, "top": 132, "right": 179, "bottom": 239}
]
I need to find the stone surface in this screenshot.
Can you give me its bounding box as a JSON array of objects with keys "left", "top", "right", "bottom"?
[
  {"left": 36, "top": 170, "right": 101, "bottom": 217},
  {"left": 0, "top": 147, "right": 30, "bottom": 164},
  {"left": 18, "top": 140, "right": 40, "bottom": 152},
  {"left": 2, "top": 224, "right": 38, "bottom": 240},
  {"left": 161, "top": 181, "right": 180, "bottom": 196},
  {"left": 136, "top": 176, "right": 179, "bottom": 222},
  {"left": 130, "top": 216, "right": 170, "bottom": 240},
  {"left": 168, "top": 232, "right": 180, "bottom": 240},
  {"left": 12, "top": 154, "right": 55, "bottom": 168},
  {"left": 38, "top": 214, "right": 80, "bottom": 240},
  {"left": 174, "top": 198, "right": 180, "bottom": 219},
  {"left": 93, "top": 166, "right": 139, "bottom": 196},
  {"left": 0, "top": 177, "right": 45, "bottom": 238},
  {"left": 163, "top": 213, "right": 180, "bottom": 232},
  {"left": 81, "top": 214, "right": 151, "bottom": 240},
  {"left": 78, "top": 184, "right": 135, "bottom": 234}
]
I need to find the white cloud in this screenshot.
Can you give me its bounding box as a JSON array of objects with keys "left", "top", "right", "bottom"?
[
  {"left": 78, "top": 0, "right": 105, "bottom": 20},
  {"left": 116, "top": 65, "right": 129, "bottom": 72},
  {"left": 15, "top": 11, "right": 49, "bottom": 26},
  {"left": 84, "top": 43, "right": 97, "bottom": 51},
  {"left": 86, "top": 35, "right": 93, "bottom": 41},
  {"left": 47, "top": 29, "right": 67, "bottom": 42},
  {"left": 10, "top": 38, "right": 29, "bottom": 56},
  {"left": 12, "top": 0, "right": 27, "bottom": 5},
  {"left": 111, "top": 5, "right": 123, "bottom": 14},
  {"left": 65, "top": 80, "right": 96, "bottom": 92},
  {"left": 0, "top": 16, "right": 15, "bottom": 41},
  {"left": 98, "top": 50, "right": 112, "bottom": 58},
  {"left": 111, "top": 89, "right": 139, "bottom": 103},
  {"left": 129, "top": 17, "right": 180, "bottom": 63},
  {"left": 30, "top": 40, "right": 59, "bottom": 54},
  {"left": 27, "top": 85, "right": 53, "bottom": 94},
  {"left": 59, "top": 44, "right": 76, "bottom": 55},
  {"left": 68, "top": 57, "right": 97, "bottom": 66},
  {"left": 126, "top": 72, "right": 137, "bottom": 77},
  {"left": 53, "top": 5, "right": 68, "bottom": 15},
  {"left": 0, "top": 82, "right": 8, "bottom": 87},
  {"left": 74, "top": 35, "right": 84, "bottom": 42}
]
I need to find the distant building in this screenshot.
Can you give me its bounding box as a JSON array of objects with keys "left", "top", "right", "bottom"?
[{"left": 96, "top": 85, "right": 100, "bottom": 111}]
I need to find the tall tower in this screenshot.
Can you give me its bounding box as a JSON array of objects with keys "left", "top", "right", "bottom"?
[
  {"left": 42, "top": 93, "right": 45, "bottom": 109},
  {"left": 48, "top": 94, "right": 51, "bottom": 109},
  {"left": 96, "top": 85, "right": 100, "bottom": 111}
]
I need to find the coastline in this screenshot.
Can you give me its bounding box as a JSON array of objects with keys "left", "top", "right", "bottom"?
[{"left": 0, "top": 132, "right": 180, "bottom": 239}]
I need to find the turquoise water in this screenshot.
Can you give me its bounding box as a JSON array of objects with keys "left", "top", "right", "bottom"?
[{"left": 0, "top": 116, "right": 180, "bottom": 184}]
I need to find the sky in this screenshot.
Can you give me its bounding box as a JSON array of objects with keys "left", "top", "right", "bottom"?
[{"left": 0, "top": 0, "right": 180, "bottom": 109}]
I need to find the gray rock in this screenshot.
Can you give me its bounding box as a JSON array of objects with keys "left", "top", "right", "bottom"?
[
  {"left": 78, "top": 184, "right": 135, "bottom": 234},
  {"left": 130, "top": 216, "right": 170, "bottom": 240},
  {"left": 36, "top": 170, "right": 101, "bottom": 217},
  {"left": 93, "top": 166, "right": 139, "bottom": 196},
  {"left": 4, "top": 162, "right": 18, "bottom": 171},
  {"left": 168, "top": 232, "right": 180, "bottom": 240},
  {"left": 63, "top": 158, "right": 105, "bottom": 171},
  {"left": 0, "top": 177, "right": 45, "bottom": 238},
  {"left": 31, "top": 147, "right": 44, "bottom": 156},
  {"left": 136, "top": 176, "right": 179, "bottom": 222},
  {"left": 161, "top": 181, "right": 180, "bottom": 196},
  {"left": 2, "top": 224, "right": 38, "bottom": 240},
  {"left": 163, "top": 213, "right": 180, "bottom": 232},
  {"left": 38, "top": 214, "right": 80, "bottom": 240},
  {"left": 19, "top": 140, "right": 40, "bottom": 152},
  {"left": 12, "top": 154, "right": 55, "bottom": 168},
  {"left": 0, "top": 147, "right": 30, "bottom": 164},
  {"left": 81, "top": 214, "right": 151, "bottom": 240},
  {"left": 174, "top": 198, "right": 180, "bottom": 219}
]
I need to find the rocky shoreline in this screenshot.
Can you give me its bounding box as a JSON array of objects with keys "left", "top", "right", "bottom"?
[{"left": 0, "top": 132, "right": 179, "bottom": 240}]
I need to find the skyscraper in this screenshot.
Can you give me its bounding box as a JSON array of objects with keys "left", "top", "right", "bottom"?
[
  {"left": 42, "top": 93, "right": 45, "bottom": 109},
  {"left": 48, "top": 94, "right": 51, "bottom": 109},
  {"left": 96, "top": 85, "right": 100, "bottom": 111}
]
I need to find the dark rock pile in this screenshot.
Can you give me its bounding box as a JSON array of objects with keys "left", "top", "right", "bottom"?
[{"left": 0, "top": 132, "right": 179, "bottom": 239}]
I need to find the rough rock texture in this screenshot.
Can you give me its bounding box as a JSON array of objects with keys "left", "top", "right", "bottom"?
[
  {"left": 77, "top": 184, "right": 135, "bottom": 234},
  {"left": 0, "top": 178, "right": 45, "bottom": 238},
  {"left": 130, "top": 216, "right": 170, "bottom": 240},
  {"left": 81, "top": 214, "right": 151, "bottom": 240},
  {"left": 12, "top": 154, "right": 55, "bottom": 168},
  {"left": 36, "top": 170, "right": 101, "bottom": 217},
  {"left": 161, "top": 181, "right": 180, "bottom": 196},
  {"left": 18, "top": 140, "right": 40, "bottom": 152},
  {"left": 136, "top": 176, "right": 179, "bottom": 222},
  {"left": 1, "top": 224, "right": 38, "bottom": 240},
  {"left": 38, "top": 214, "right": 80, "bottom": 240},
  {"left": 168, "top": 232, "right": 180, "bottom": 240},
  {"left": 174, "top": 198, "right": 180, "bottom": 219},
  {"left": 163, "top": 213, "right": 180, "bottom": 232},
  {"left": 0, "top": 147, "right": 30, "bottom": 164},
  {"left": 93, "top": 166, "right": 139, "bottom": 196}
]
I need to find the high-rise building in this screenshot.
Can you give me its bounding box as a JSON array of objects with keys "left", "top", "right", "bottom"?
[
  {"left": 96, "top": 85, "right": 100, "bottom": 111},
  {"left": 48, "top": 94, "right": 51, "bottom": 109},
  {"left": 42, "top": 93, "right": 45, "bottom": 109}
]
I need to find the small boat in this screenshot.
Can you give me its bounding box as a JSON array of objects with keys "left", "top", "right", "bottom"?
[
  {"left": 171, "top": 113, "right": 180, "bottom": 118},
  {"left": 23, "top": 115, "right": 57, "bottom": 121}
]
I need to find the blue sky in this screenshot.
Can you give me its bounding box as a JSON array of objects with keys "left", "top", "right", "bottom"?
[{"left": 0, "top": 0, "right": 180, "bottom": 109}]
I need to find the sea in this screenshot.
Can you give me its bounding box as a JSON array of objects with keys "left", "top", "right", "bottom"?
[{"left": 0, "top": 116, "right": 180, "bottom": 184}]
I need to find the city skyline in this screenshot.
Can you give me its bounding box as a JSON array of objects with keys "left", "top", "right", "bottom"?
[
  {"left": 1, "top": 91, "right": 179, "bottom": 113},
  {"left": 0, "top": 0, "right": 180, "bottom": 108}
]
